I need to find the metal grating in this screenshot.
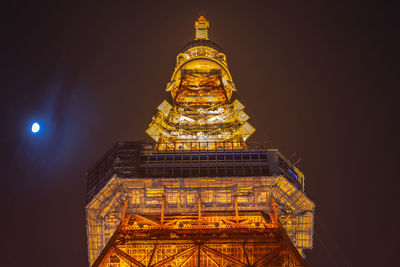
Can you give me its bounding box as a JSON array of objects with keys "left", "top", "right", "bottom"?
[{"left": 86, "top": 141, "right": 303, "bottom": 203}]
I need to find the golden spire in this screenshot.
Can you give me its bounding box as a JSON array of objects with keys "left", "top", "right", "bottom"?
[
  {"left": 146, "top": 15, "right": 255, "bottom": 150},
  {"left": 195, "top": 15, "right": 209, "bottom": 40}
]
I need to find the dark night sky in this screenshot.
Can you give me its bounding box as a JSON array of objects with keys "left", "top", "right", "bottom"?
[{"left": 1, "top": 1, "right": 399, "bottom": 266}]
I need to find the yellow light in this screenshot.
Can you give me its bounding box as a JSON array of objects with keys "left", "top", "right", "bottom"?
[{"left": 146, "top": 15, "right": 255, "bottom": 150}]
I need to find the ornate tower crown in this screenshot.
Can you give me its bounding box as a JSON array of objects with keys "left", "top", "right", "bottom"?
[
  {"left": 146, "top": 15, "right": 255, "bottom": 150},
  {"left": 195, "top": 15, "right": 209, "bottom": 40}
]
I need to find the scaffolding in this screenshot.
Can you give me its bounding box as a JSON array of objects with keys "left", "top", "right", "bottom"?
[
  {"left": 92, "top": 208, "right": 308, "bottom": 267},
  {"left": 86, "top": 173, "right": 314, "bottom": 265},
  {"left": 86, "top": 141, "right": 305, "bottom": 202},
  {"left": 85, "top": 15, "right": 315, "bottom": 267}
]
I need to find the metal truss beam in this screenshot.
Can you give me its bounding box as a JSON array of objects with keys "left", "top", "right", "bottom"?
[
  {"left": 151, "top": 245, "right": 197, "bottom": 267},
  {"left": 201, "top": 245, "right": 247, "bottom": 267},
  {"left": 91, "top": 212, "right": 307, "bottom": 267},
  {"left": 181, "top": 247, "right": 198, "bottom": 267},
  {"left": 254, "top": 245, "right": 285, "bottom": 266},
  {"left": 201, "top": 248, "right": 220, "bottom": 267},
  {"left": 114, "top": 247, "right": 146, "bottom": 267},
  {"left": 147, "top": 244, "right": 157, "bottom": 267}
]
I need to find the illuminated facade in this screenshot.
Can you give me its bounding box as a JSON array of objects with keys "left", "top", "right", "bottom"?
[
  {"left": 86, "top": 16, "right": 314, "bottom": 267},
  {"left": 146, "top": 15, "right": 255, "bottom": 150}
]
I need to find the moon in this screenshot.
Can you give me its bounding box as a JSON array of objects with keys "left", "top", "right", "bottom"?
[{"left": 31, "top": 122, "right": 40, "bottom": 133}]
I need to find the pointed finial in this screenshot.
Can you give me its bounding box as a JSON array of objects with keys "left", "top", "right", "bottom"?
[{"left": 195, "top": 13, "right": 209, "bottom": 40}]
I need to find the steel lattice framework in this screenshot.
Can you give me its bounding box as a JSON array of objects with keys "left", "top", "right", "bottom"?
[
  {"left": 85, "top": 15, "right": 314, "bottom": 267},
  {"left": 93, "top": 200, "right": 307, "bottom": 267}
]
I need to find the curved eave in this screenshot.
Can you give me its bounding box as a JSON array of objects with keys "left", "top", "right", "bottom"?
[
  {"left": 171, "top": 56, "right": 233, "bottom": 84},
  {"left": 180, "top": 39, "right": 225, "bottom": 54}
]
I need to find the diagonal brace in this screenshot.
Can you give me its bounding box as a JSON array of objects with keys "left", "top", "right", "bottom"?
[
  {"left": 254, "top": 245, "right": 285, "bottom": 266},
  {"left": 114, "top": 247, "right": 146, "bottom": 267},
  {"left": 201, "top": 245, "right": 247, "bottom": 267},
  {"left": 151, "top": 245, "right": 197, "bottom": 267}
]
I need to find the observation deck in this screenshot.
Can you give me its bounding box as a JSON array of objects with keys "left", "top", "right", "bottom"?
[
  {"left": 86, "top": 141, "right": 314, "bottom": 265},
  {"left": 87, "top": 141, "right": 304, "bottom": 203}
]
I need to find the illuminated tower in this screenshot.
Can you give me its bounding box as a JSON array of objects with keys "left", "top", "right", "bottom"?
[
  {"left": 86, "top": 16, "right": 314, "bottom": 267},
  {"left": 146, "top": 15, "right": 255, "bottom": 150}
]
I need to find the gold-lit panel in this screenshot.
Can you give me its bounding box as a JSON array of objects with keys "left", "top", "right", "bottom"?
[
  {"left": 92, "top": 211, "right": 307, "bottom": 267},
  {"left": 86, "top": 176, "right": 314, "bottom": 265},
  {"left": 146, "top": 16, "right": 255, "bottom": 150}
]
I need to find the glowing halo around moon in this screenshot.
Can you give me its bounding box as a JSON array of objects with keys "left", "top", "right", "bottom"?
[{"left": 31, "top": 122, "right": 40, "bottom": 133}]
